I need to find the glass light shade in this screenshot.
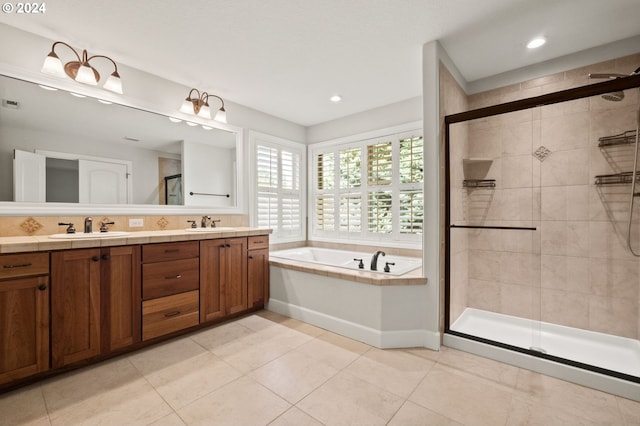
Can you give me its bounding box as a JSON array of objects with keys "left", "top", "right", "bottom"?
[
  {"left": 103, "top": 73, "right": 123, "bottom": 94},
  {"left": 180, "top": 99, "right": 196, "bottom": 115},
  {"left": 198, "top": 104, "right": 212, "bottom": 119},
  {"left": 41, "top": 53, "right": 66, "bottom": 78},
  {"left": 75, "top": 64, "right": 98, "bottom": 85},
  {"left": 214, "top": 108, "right": 227, "bottom": 124}
]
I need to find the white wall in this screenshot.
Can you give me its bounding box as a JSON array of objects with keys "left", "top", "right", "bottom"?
[{"left": 306, "top": 96, "right": 422, "bottom": 144}]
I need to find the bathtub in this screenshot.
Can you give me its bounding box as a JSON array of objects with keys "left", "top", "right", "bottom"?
[
  {"left": 269, "top": 246, "right": 422, "bottom": 275},
  {"left": 268, "top": 246, "right": 436, "bottom": 349}
]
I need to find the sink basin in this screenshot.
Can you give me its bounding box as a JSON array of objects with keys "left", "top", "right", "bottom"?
[
  {"left": 184, "top": 227, "right": 236, "bottom": 232},
  {"left": 49, "top": 231, "right": 131, "bottom": 239}
]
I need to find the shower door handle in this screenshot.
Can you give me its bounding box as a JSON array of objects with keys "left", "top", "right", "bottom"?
[{"left": 450, "top": 225, "right": 537, "bottom": 231}]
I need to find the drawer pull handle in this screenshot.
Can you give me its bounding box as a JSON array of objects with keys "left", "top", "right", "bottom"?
[
  {"left": 3, "top": 262, "right": 33, "bottom": 269},
  {"left": 253, "top": 240, "right": 264, "bottom": 244},
  {"left": 165, "top": 274, "right": 182, "bottom": 279},
  {"left": 164, "top": 311, "right": 181, "bottom": 318},
  {"left": 164, "top": 249, "right": 180, "bottom": 253}
]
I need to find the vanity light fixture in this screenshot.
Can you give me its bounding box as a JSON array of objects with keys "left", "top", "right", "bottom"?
[
  {"left": 41, "top": 41, "right": 124, "bottom": 94},
  {"left": 179, "top": 88, "right": 227, "bottom": 123}
]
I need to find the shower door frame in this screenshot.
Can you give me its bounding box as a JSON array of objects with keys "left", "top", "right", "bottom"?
[{"left": 444, "top": 73, "right": 640, "bottom": 383}]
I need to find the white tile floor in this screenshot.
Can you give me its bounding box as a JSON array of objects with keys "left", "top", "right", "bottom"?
[{"left": 1, "top": 310, "right": 639, "bottom": 425}]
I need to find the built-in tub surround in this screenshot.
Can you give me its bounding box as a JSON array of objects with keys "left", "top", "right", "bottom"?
[
  {"left": 268, "top": 245, "right": 430, "bottom": 349},
  {"left": 0, "top": 214, "right": 248, "bottom": 238}
]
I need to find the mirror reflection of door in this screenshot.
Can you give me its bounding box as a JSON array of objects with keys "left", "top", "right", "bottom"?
[
  {"left": 13, "top": 149, "right": 45, "bottom": 202},
  {"left": 79, "top": 159, "right": 128, "bottom": 204},
  {"left": 13, "top": 149, "right": 130, "bottom": 203}
]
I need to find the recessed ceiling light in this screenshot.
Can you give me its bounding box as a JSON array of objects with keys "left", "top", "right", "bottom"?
[
  {"left": 168, "top": 117, "right": 182, "bottom": 123},
  {"left": 38, "top": 84, "right": 58, "bottom": 91},
  {"left": 330, "top": 94, "right": 342, "bottom": 103},
  {"left": 527, "top": 37, "right": 546, "bottom": 49},
  {"left": 70, "top": 92, "right": 86, "bottom": 98},
  {"left": 97, "top": 99, "right": 112, "bottom": 105},
  {"left": 202, "top": 125, "right": 213, "bottom": 130},
  {"left": 186, "top": 121, "right": 198, "bottom": 126}
]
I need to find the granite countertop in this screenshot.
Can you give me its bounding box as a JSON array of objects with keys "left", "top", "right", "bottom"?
[{"left": 0, "top": 227, "right": 272, "bottom": 254}]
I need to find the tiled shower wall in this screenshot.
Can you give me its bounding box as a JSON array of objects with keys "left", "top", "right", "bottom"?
[{"left": 448, "top": 53, "right": 640, "bottom": 340}]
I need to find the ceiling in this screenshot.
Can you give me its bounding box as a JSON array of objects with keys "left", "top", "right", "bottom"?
[{"left": 1, "top": 0, "right": 639, "bottom": 126}]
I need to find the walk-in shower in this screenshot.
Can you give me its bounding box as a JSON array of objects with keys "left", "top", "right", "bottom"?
[{"left": 445, "top": 70, "right": 640, "bottom": 399}]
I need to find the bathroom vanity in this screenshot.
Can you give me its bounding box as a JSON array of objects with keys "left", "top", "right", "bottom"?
[{"left": 0, "top": 228, "right": 270, "bottom": 391}]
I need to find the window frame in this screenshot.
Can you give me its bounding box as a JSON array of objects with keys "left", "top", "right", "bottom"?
[{"left": 309, "top": 122, "right": 423, "bottom": 248}]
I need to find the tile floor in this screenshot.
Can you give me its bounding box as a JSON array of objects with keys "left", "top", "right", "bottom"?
[{"left": 1, "top": 310, "right": 640, "bottom": 425}]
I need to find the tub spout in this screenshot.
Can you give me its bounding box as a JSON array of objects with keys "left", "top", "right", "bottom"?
[{"left": 370, "top": 250, "right": 385, "bottom": 271}]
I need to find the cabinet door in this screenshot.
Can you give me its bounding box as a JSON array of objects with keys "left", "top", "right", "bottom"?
[
  {"left": 248, "top": 248, "right": 269, "bottom": 309},
  {"left": 102, "top": 246, "right": 141, "bottom": 352},
  {"left": 0, "top": 276, "right": 49, "bottom": 385},
  {"left": 225, "top": 238, "right": 248, "bottom": 315},
  {"left": 200, "top": 240, "right": 226, "bottom": 322},
  {"left": 52, "top": 249, "right": 101, "bottom": 368}
]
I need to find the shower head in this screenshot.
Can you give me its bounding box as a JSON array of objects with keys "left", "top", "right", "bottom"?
[
  {"left": 601, "top": 91, "right": 625, "bottom": 102},
  {"left": 588, "top": 72, "right": 634, "bottom": 101}
]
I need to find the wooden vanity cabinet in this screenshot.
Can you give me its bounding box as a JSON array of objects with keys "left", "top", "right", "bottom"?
[
  {"left": 51, "top": 246, "right": 141, "bottom": 368},
  {"left": 200, "top": 237, "right": 248, "bottom": 322},
  {"left": 102, "top": 245, "right": 141, "bottom": 353},
  {"left": 247, "top": 236, "right": 269, "bottom": 309},
  {"left": 141, "top": 241, "right": 200, "bottom": 341},
  {"left": 0, "top": 253, "right": 49, "bottom": 385}
]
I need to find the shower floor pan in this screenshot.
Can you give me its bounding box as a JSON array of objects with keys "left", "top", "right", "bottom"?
[{"left": 451, "top": 308, "right": 640, "bottom": 378}]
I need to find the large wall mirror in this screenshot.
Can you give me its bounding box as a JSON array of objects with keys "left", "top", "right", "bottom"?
[{"left": 0, "top": 73, "right": 243, "bottom": 215}]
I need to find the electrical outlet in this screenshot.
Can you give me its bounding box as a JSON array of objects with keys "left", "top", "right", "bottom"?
[{"left": 129, "top": 218, "right": 144, "bottom": 227}]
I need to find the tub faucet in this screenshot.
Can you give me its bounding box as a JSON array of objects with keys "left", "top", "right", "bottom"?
[
  {"left": 370, "top": 250, "right": 386, "bottom": 271},
  {"left": 84, "top": 217, "right": 93, "bottom": 234}
]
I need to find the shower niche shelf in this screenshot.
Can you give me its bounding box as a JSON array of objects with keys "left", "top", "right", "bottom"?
[
  {"left": 462, "top": 158, "right": 494, "bottom": 188},
  {"left": 594, "top": 172, "right": 640, "bottom": 186},
  {"left": 463, "top": 179, "right": 496, "bottom": 188},
  {"left": 598, "top": 130, "right": 637, "bottom": 148}
]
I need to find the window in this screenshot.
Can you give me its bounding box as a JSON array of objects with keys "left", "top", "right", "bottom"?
[
  {"left": 311, "top": 124, "right": 423, "bottom": 245},
  {"left": 252, "top": 132, "right": 305, "bottom": 242}
]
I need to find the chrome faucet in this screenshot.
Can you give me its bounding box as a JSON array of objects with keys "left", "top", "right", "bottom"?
[
  {"left": 370, "top": 250, "right": 386, "bottom": 271},
  {"left": 201, "top": 215, "right": 211, "bottom": 228},
  {"left": 84, "top": 217, "right": 93, "bottom": 233}
]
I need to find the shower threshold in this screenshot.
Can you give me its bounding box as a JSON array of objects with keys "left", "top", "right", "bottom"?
[{"left": 450, "top": 308, "right": 640, "bottom": 379}]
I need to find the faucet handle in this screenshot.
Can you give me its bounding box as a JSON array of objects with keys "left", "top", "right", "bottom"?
[
  {"left": 353, "top": 258, "right": 364, "bottom": 269},
  {"left": 58, "top": 222, "right": 76, "bottom": 234},
  {"left": 100, "top": 221, "right": 115, "bottom": 232},
  {"left": 187, "top": 220, "right": 197, "bottom": 228},
  {"left": 384, "top": 262, "right": 396, "bottom": 273},
  {"left": 211, "top": 219, "right": 221, "bottom": 228}
]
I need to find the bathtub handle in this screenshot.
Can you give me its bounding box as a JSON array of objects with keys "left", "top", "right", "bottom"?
[{"left": 353, "top": 258, "right": 364, "bottom": 269}]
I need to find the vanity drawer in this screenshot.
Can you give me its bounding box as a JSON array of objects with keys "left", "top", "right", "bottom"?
[
  {"left": 142, "top": 258, "right": 199, "bottom": 300},
  {"left": 142, "top": 241, "right": 199, "bottom": 263},
  {"left": 0, "top": 252, "right": 49, "bottom": 280},
  {"left": 142, "top": 290, "right": 199, "bottom": 341},
  {"left": 248, "top": 236, "right": 269, "bottom": 250}
]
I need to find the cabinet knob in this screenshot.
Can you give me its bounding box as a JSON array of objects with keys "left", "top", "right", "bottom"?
[
  {"left": 102, "top": 254, "right": 110, "bottom": 260},
  {"left": 91, "top": 256, "right": 100, "bottom": 262},
  {"left": 38, "top": 284, "right": 47, "bottom": 291},
  {"left": 248, "top": 255, "right": 254, "bottom": 259}
]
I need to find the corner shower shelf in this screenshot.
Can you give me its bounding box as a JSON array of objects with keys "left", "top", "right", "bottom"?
[
  {"left": 598, "top": 130, "right": 637, "bottom": 148},
  {"left": 463, "top": 179, "right": 496, "bottom": 188},
  {"left": 594, "top": 172, "right": 640, "bottom": 186}
]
